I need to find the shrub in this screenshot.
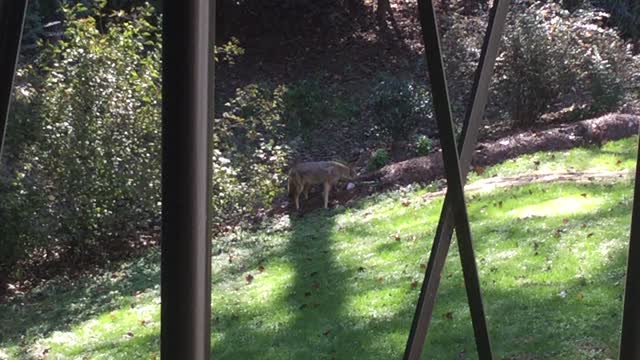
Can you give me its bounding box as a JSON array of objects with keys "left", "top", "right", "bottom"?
[
  {"left": 368, "top": 148, "right": 390, "bottom": 170},
  {"left": 414, "top": 135, "right": 433, "bottom": 156},
  {"left": 213, "top": 84, "right": 290, "bottom": 225},
  {"left": 282, "top": 78, "right": 359, "bottom": 136},
  {"left": 562, "top": 0, "right": 640, "bottom": 45},
  {"left": 493, "top": 2, "right": 638, "bottom": 126},
  {"left": 367, "top": 76, "right": 433, "bottom": 143},
  {"left": 440, "top": 12, "right": 486, "bottom": 125},
  {"left": 282, "top": 79, "right": 328, "bottom": 134},
  {"left": 0, "top": 3, "right": 162, "bottom": 265},
  {"left": 0, "top": 2, "right": 160, "bottom": 263}
]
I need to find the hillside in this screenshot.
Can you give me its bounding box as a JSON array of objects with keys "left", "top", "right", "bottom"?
[{"left": 1, "top": 136, "right": 637, "bottom": 359}]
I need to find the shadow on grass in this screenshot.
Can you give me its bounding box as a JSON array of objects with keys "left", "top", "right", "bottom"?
[
  {"left": 210, "top": 180, "right": 635, "bottom": 359},
  {"left": 2, "top": 178, "right": 635, "bottom": 358},
  {"left": 208, "top": 237, "right": 629, "bottom": 359},
  {"left": 212, "top": 205, "right": 350, "bottom": 359},
  {"left": 0, "top": 250, "right": 160, "bottom": 353}
]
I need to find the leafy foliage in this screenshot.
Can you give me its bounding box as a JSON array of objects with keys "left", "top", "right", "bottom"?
[
  {"left": 213, "top": 84, "right": 290, "bottom": 225},
  {"left": 493, "top": 2, "right": 639, "bottom": 125},
  {"left": 214, "top": 36, "right": 245, "bottom": 65},
  {"left": 440, "top": 12, "right": 486, "bottom": 124},
  {"left": 282, "top": 78, "right": 359, "bottom": 136},
  {"left": 562, "top": 0, "right": 640, "bottom": 45},
  {"left": 367, "top": 76, "right": 433, "bottom": 143},
  {"left": 368, "top": 148, "right": 390, "bottom": 170},
  {"left": 414, "top": 135, "right": 433, "bottom": 156},
  {"left": 0, "top": 3, "right": 162, "bottom": 266}
]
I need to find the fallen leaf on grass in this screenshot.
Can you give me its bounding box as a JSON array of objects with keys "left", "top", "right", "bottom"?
[
  {"left": 587, "top": 233, "right": 594, "bottom": 238},
  {"left": 258, "top": 265, "right": 265, "bottom": 273},
  {"left": 402, "top": 198, "right": 412, "bottom": 207},
  {"left": 411, "top": 280, "right": 418, "bottom": 289},
  {"left": 245, "top": 274, "right": 254, "bottom": 284}
]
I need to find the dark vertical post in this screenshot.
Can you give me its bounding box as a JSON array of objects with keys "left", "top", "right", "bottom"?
[
  {"left": 619, "top": 136, "right": 640, "bottom": 359},
  {"left": 0, "top": 0, "right": 28, "bottom": 160},
  {"left": 413, "top": 0, "right": 493, "bottom": 358},
  {"left": 161, "top": 0, "right": 214, "bottom": 359},
  {"left": 404, "top": 0, "right": 508, "bottom": 359}
]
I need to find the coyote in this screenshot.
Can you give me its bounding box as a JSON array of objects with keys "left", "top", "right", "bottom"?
[{"left": 288, "top": 161, "right": 356, "bottom": 210}]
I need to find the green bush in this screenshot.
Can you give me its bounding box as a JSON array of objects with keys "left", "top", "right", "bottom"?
[
  {"left": 368, "top": 148, "right": 390, "bottom": 170},
  {"left": 282, "top": 79, "right": 328, "bottom": 134},
  {"left": 0, "top": 2, "right": 290, "bottom": 269},
  {"left": 440, "top": 12, "right": 486, "bottom": 125},
  {"left": 367, "top": 76, "right": 433, "bottom": 143},
  {"left": 213, "top": 84, "right": 290, "bottom": 225},
  {"left": 282, "top": 78, "right": 358, "bottom": 136},
  {"left": 0, "top": 3, "right": 162, "bottom": 265},
  {"left": 414, "top": 135, "right": 433, "bottom": 156},
  {"left": 494, "top": 2, "right": 638, "bottom": 125},
  {"left": 562, "top": 0, "right": 640, "bottom": 45}
]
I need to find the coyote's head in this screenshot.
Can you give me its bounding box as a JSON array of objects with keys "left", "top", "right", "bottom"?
[{"left": 347, "top": 166, "right": 357, "bottom": 179}]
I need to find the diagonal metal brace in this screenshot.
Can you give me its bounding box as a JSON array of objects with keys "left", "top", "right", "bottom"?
[
  {"left": 619, "top": 134, "right": 640, "bottom": 360},
  {"left": 404, "top": 0, "right": 509, "bottom": 359},
  {"left": 0, "top": 0, "right": 28, "bottom": 161}
]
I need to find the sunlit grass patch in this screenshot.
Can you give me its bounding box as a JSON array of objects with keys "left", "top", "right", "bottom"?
[{"left": 468, "top": 135, "right": 638, "bottom": 181}]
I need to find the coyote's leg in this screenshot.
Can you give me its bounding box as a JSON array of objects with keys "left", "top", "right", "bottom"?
[
  {"left": 323, "top": 181, "right": 331, "bottom": 208},
  {"left": 294, "top": 183, "right": 304, "bottom": 210},
  {"left": 303, "top": 184, "right": 310, "bottom": 200}
]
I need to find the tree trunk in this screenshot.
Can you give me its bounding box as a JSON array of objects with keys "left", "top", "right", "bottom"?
[{"left": 376, "top": 0, "right": 392, "bottom": 28}]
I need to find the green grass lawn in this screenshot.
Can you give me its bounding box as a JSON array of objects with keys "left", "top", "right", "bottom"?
[{"left": 0, "top": 136, "right": 637, "bottom": 360}]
